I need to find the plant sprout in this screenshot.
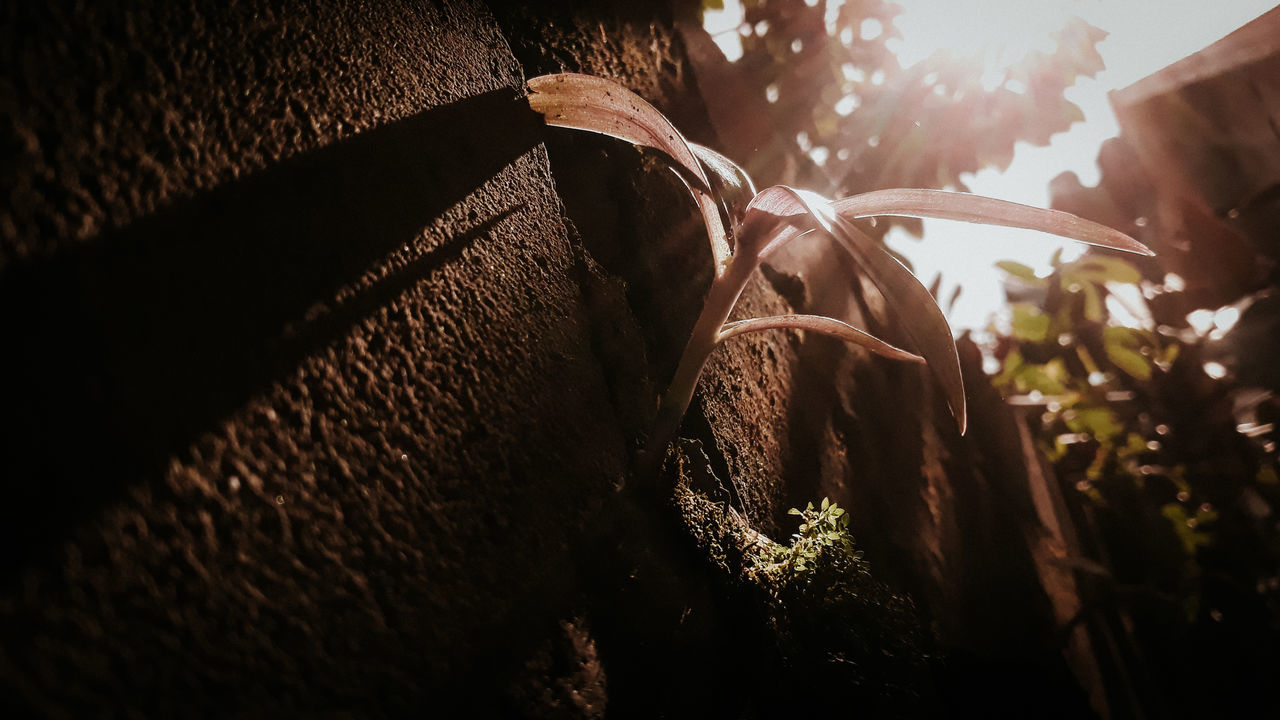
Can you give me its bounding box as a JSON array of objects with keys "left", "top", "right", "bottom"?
[{"left": 526, "top": 73, "right": 1152, "bottom": 478}]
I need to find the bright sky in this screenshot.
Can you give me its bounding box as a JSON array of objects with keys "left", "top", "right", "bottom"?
[{"left": 706, "top": 0, "right": 1277, "bottom": 331}]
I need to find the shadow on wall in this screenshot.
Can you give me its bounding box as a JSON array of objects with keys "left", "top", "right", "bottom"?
[{"left": 0, "top": 89, "right": 544, "bottom": 578}]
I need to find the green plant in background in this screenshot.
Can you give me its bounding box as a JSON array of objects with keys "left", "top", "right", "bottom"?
[
  {"left": 525, "top": 72, "right": 1151, "bottom": 483},
  {"left": 988, "top": 249, "right": 1280, "bottom": 642},
  {"left": 993, "top": 252, "right": 1180, "bottom": 488},
  {"left": 991, "top": 251, "right": 1206, "bottom": 618}
]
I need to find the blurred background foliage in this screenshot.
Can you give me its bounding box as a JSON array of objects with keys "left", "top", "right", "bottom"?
[
  {"left": 700, "top": 0, "right": 1105, "bottom": 242},
  {"left": 989, "top": 249, "right": 1280, "bottom": 710},
  {"left": 694, "top": 0, "right": 1280, "bottom": 712}
]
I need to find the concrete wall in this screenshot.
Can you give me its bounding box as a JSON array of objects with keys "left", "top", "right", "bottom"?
[{"left": 1, "top": 2, "right": 634, "bottom": 714}]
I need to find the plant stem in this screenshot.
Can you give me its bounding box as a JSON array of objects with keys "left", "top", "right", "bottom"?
[{"left": 636, "top": 252, "right": 760, "bottom": 483}]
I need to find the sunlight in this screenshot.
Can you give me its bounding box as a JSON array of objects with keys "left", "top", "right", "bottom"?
[
  {"left": 892, "top": 0, "right": 1082, "bottom": 89},
  {"left": 701, "top": 0, "right": 1276, "bottom": 333},
  {"left": 704, "top": 0, "right": 746, "bottom": 62},
  {"left": 889, "top": 0, "right": 1275, "bottom": 332}
]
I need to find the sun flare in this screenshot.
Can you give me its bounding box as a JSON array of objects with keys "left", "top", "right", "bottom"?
[{"left": 891, "top": 0, "right": 1086, "bottom": 87}]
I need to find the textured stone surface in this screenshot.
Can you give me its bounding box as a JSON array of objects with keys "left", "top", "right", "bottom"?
[{"left": 1, "top": 1, "right": 632, "bottom": 714}]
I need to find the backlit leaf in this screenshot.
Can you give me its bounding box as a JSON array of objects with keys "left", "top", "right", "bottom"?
[
  {"left": 526, "top": 73, "right": 730, "bottom": 269},
  {"left": 718, "top": 313, "right": 924, "bottom": 364},
  {"left": 1081, "top": 284, "right": 1104, "bottom": 323},
  {"left": 1103, "top": 326, "right": 1152, "bottom": 380},
  {"left": 690, "top": 142, "right": 757, "bottom": 245},
  {"left": 750, "top": 186, "right": 967, "bottom": 432},
  {"left": 1064, "top": 256, "right": 1143, "bottom": 285},
  {"left": 996, "top": 260, "right": 1042, "bottom": 283},
  {"left": 1068, "top": 407, "right": 1123, "bottom": 441},
  {"left": 832, "top": 189, "right": 1153, "bottom": 256},
  {"left": 1011, "top": 303, "right": 1050, "bottom": 342}
]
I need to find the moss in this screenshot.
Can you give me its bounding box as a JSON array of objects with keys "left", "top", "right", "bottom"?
[{"left": 671, "top": 443, "right": 937, "bottom": 715}]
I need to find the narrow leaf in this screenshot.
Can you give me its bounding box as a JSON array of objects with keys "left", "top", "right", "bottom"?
[
  {"left": 754, "top": 186, "right": 968, "bottom": 433},
  {"left": 738, "top": 184, "right": 815, "bottom": 256},
  {"left": 833, "top": 189, "right": 1153, "bottom": 256},
  {"left": 691, "top": 143, "right": 757, "bottom": 244},
  {"left": 526, "top": 73, "right": 730, "bottom": 270},
  {"left": 927, "top": 272, "right": 942, "bottom": 300},
  {"left": 947, "top": 284, "right": 963, "bottom": 314},
  {"left": 718, "top": 314, "right": 924, "bottom": 364}
]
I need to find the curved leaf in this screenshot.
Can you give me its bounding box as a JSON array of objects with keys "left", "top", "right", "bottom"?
[
  {"left": 526, "top": 73, "right": 730, "bottom": 270},
  {"left": 743, "top": 186, "right": 967, "bottom": 432},
  {"left": 690, "top": 142, "right": 757, "bottom": 247},
  {"left": 738, "top": 185, "right": 818, "bottom": 258},
  {"left": 718, "top": 314, "right": 925, "bottom": 364},
  {"left": 833, "top": 189, "right": 1153, "bottom": 256}
]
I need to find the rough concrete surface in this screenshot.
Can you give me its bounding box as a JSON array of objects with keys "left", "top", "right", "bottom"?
[{"left": 1, "top": 1, "right": 633, "bottom": 714}]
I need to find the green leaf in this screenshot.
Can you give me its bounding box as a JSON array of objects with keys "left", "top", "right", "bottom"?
[
  {"left": 1259, "top": 466, "right": 1279, "bottom": 485},
  {"left": 821, "top": 497, "right": 830, "bottom": 510},
  {"left": 1015, "top": 358, "right": 1069, "bottom": 395},
  {"left": 992, "top": 348, "right": 1024, "bottom": 387},
  {"left": 1161, "top": 504, "right": 1214, "bottom": 555},
  {"left": 1011, "top": 303, "right": 1050, "bottom": 342},
  {"left": 1078, "top": 284, "right": 1103, "bottom": 322},
  {"left": 996, "top": 260, "right": 1043, "bottom": 283},
  {"left": 1103, "top": 326, "right": 1152, "bottom": 380},
  {"left": 1068, "top": 406, "right": 1122, "bottom": 441},
  {"left": 1066, "top": 256, "right": 1143, "bottom": 285}
]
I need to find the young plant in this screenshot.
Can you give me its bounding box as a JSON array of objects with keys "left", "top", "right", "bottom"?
[
  {"left": 526, "top": 73, "right": 1152, "bottom": 477},
  {"left": 751, "top": 497, "right": 862, "bottom": 589}
]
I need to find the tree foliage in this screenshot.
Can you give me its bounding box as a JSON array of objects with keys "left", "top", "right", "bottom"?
[{"left": 726, "top": 0, "right": 1105, "bottom": 205}]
